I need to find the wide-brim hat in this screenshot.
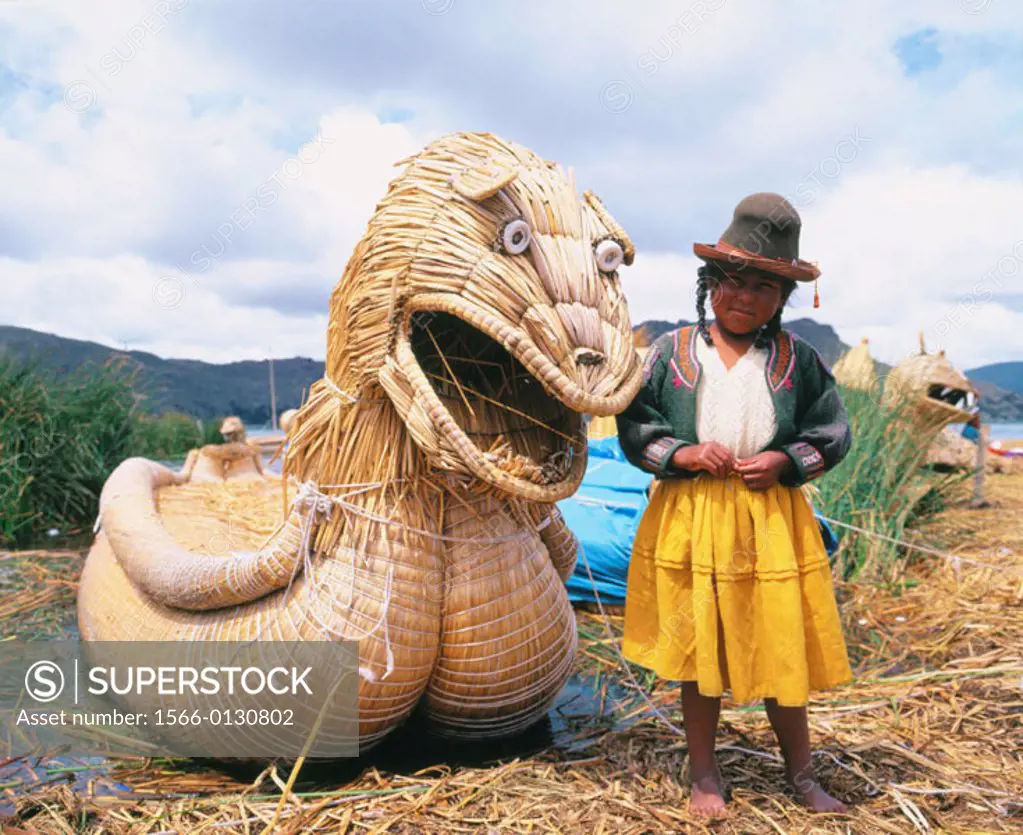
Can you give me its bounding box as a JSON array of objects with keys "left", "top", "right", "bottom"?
[
  {"left": 694, "top": 192, "right": 820, "bottom": 283},
  {"left": 220, "top": 416, "right": 245, "bottom": 435}
]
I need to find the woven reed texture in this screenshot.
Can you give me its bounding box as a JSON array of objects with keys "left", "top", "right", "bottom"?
[
  {"left": 78, "top": 131, "right": 644, "bottom": 749},
  {"left": 159, "top": 477, "right": 282, "bottom": 552},
  {"left": 883, "top": 349, "right": 977, "bottom": 429},
  {"left": 588, "top": 346, "right": 648, "bottom": 440}
]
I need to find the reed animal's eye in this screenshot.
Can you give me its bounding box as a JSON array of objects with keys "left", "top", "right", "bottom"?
[
  {"left": 594, "top": 238, "right": 624, "bottom": 273},
  {"left": 501, "top": 219, "right": 531, "bottom": 255}
]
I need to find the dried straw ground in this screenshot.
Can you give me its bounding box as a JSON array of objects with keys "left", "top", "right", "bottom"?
[{"left": 3, "top": 474, "right": 1022, "bottom": 834}]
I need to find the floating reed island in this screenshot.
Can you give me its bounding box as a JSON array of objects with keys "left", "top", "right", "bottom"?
[{"left": 4, "top": 470, "right": 1022, "bottom": 832}]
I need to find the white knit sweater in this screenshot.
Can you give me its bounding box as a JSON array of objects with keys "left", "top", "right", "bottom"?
[{"left": 694, "top": 337, "right": 779, "bottom": 459}]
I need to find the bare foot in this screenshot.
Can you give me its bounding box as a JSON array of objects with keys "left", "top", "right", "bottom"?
[
  {"left": 689, "top": 772, "right": 728, "bottom": 818},
  {"left": 791, "top": 780, "right": 847, "bottom": 813}
]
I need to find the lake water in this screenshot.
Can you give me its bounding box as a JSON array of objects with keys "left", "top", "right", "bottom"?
[
  {"left": 245, "top": 423, "right": 283, "bottom": 438},
  {"left": 989, "top": 423, "right": 1023, "bottom": 441}
]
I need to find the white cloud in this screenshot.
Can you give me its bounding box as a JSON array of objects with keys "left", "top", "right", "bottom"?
[
  {"left": 2, "top": 254, "right": 329, "bottom": 363},
  {"left": 0, "top": 100, "right": 422, "bottom": 362},
  {"left": 1, "top": 0, "right": 1022, "bottom": 377},
  {"left": 618, "top": 252, "right": 702, "bottom": 327},
  {"left": 798, "top": 163, "right": 1023, "bottom": 368},
  {"left": 622, "top": 158, "right": 1023, "bottom": 370}
]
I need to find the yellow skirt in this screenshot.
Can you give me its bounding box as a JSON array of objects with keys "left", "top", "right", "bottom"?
[{"left": 622, "top": 475, "right": 852, "bottom": 707}]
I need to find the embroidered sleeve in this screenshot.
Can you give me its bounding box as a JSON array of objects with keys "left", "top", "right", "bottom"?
[
  {"left": 616, "top": 334, "right": 694, "bottom": 478},
  {"left": 779, "top": 342, "right": 852, "bottom": 486}
]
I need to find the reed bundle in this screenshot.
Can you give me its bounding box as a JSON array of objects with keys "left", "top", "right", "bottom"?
[
  {"left": 832, "top": 337, "right": 877, "bottom": 392},
  {"left": 158, "top": 479, "right": 283, "bottom": 554}
]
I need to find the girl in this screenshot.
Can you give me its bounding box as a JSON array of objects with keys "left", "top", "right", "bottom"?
[{"left": 616, "top": 193, "right": 853, "bottom": 818}]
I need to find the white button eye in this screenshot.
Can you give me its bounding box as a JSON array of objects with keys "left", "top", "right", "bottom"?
[
  {"left": 501, "top": 219, "right": 531, "bottom": 255},
  {"left": 595, "top": 238, "right": 624, "bottom": 273}
]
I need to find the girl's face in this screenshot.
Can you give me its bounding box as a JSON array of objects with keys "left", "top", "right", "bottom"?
[{"left": 709, "top": 267, "right": 787, "bottom": 335}]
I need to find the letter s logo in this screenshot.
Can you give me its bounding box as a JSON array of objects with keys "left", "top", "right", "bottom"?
[{"left": 25, "top": 661, "right": 65, "bottom": 702}]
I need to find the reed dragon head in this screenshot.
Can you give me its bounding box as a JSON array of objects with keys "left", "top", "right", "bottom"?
[
  {"left": 287, "top": 132, "right": 643, "bottom": 502},
  {"left": 884, "top": 346, "right": 978, "bottom": 429}
]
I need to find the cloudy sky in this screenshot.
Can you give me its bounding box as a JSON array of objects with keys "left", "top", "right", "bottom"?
[{"left": 2, "top": 0, "right": 1021, "bottom": 369}]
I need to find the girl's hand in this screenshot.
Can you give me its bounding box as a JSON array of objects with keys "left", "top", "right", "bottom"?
[
  {"left": 672, "top": 442, "right": 735, "bottom": 477},
  {"left": 734, "top": 451, "right": 792, "bottom": 490}
]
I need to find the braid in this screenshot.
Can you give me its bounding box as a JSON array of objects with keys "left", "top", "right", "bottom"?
[
  {"left": 695, "top": 266, "right": 715, "bottom": 346},
  {"left": 754, "top": 281, "right": 795, "bottom": 349}
]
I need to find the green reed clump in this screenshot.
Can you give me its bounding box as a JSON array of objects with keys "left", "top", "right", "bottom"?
[
  {"left": 0, "top": 359, "right": 208, "bottom": 546},
  {"left": 133, "top": 412, "right": 205, "bottom": 459},
  {"left": 816, "top": 386, "right": 968, "bottom": 580},
  {"left": 201, "top": 416, "right": 228, "bottom": 446},
  {"left": 0, "top": 358, "right": 138, "bottom": 545}
]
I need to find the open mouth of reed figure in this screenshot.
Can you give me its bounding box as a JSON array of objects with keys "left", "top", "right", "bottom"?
[
  {"left": 926, "top": 383, "right": 975, "bottom": 415},
  {"left": 407, "top": 311, "right": 586, "bottom": 495}
]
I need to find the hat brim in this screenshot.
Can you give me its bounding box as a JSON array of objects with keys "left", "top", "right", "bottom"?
[{"left": 693, "top": 241, "right": 820, "bottom": 282}]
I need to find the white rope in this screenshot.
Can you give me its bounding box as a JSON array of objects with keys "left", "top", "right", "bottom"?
[
  {"left": 294, "top": 480, "right": 335, "bottom": 517},
  {"left": 249, "top": 483, "right": 342, "bottom": 643},
  {"left": 357, "top": 565, "right": 395, "bottom": 683},
  {"left": 285, "top": 482, "right": 334, "bottom": 594},
  {"left": 818, "top": 514, "right": 1010, "bottom": 570},
  {"left": 322, "top": 375, "right": 359, "bottom": 404},
  {"left": 252, "top": 482, "right": 403, "bottom": 668},
  {"left": 290, "top": 479, "right": 537, "bottom": 546}
]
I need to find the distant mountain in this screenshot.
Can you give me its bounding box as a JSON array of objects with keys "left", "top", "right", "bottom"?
[
  {"left": 4, "top": 322, "right": 1023, "bottom": 423},
  {"left": 967, "top": 362, "right": 1023, "bottom": 397},
  {"left": 970, "top": 381, "right": 1023, "bottom": 422},
  {"left": 0, "top": 326, "right": 323, "bottom": 424},
  {"left": 633, "top": 319, "right": 1023, "bottom": 423}
]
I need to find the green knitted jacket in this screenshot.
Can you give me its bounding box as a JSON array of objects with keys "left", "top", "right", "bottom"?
[{"left": 615, "top": 325, "right": 852, "bottom": 486}]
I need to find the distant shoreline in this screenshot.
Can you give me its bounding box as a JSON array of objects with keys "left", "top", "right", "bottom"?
[
  {"left": 241, "top": 421, "right": 1023, "bottom": 443},
  {"left": 986, "top": 422, "right": 1023, "bottom": 442}
]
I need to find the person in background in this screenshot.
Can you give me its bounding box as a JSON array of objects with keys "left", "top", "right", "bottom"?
[
  {"left": 961, "top": 409, "right": 981, "bottom": 443},
  {"left": 220, "top": 416, "right": 248, "bottom": 444}
]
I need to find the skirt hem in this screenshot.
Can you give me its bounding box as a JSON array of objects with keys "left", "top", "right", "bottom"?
[{"left": 622, "top": 642, "right": 852, "bottom": 708}]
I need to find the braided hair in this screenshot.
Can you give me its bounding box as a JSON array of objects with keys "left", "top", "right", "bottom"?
[
  {"left": 695, "top": 263, "right": 795, "bottom": 350},
  {"left": 694, "top": 265, "right": 716, "bottom": 348}
]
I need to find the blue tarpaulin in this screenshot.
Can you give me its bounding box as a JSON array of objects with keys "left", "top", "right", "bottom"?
[{"left": 559, "top": 437, "right": 839, "bottom": 606}]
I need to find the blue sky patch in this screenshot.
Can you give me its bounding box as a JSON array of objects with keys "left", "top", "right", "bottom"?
[
  {"left": 269, "top": 123, "right": 322, "bottom": 154},
  {"left": 188, "top": 91, "right": 244, "bottom": 118},
  {"left": 378, "top": 106, "right": 414, "bottom": 124},
  {"left": 894, "top": 28, "right": 943, "bottom": 76},
  {"left": 0, "top": 63, "right": 30, "bottom": 117}
]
